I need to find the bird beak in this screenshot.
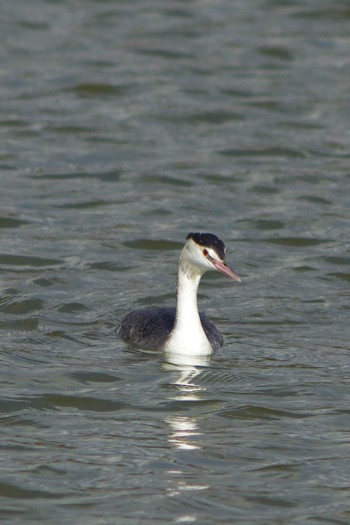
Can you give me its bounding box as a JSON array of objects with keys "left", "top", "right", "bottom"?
[{"left": 211, "top": 259, "right": 241, "bottom": 283}]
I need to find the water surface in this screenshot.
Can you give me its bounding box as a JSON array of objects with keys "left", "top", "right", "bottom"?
[{"left": 1, "top": 1, "right": 350, "bottom": 524}]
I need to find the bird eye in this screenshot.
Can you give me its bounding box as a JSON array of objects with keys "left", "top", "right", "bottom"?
[{"left": 203, "top": 249, "right": 208, "bottom": 256}]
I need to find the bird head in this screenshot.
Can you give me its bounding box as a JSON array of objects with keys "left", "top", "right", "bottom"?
[{"left": 183, "top": 232, "right": 241, "bottom": 282}]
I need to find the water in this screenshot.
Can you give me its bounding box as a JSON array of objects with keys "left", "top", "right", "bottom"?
[{"left": 1, "top": 0, "right": 350, "bottom": 523}]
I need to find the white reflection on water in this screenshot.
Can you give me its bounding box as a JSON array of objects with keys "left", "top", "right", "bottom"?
[
  {"left": 164, "top": 352, "right": 211, "bottom": 369},
  {"left": 174, "top": 516, "right": 197, "bottom": 523},
  {"left": 162, "top": 355, "right": 212, "bottom": 517},
  {"left": 163, "top": 355, "right": 209, "bottom": 451},
  {"left": 167, "top": 416, "right": 200, "bottom": 451}
]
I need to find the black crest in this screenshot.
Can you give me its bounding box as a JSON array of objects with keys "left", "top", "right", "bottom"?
[{"left": 187, "top": 232, "right": 226, "bottom": 260}]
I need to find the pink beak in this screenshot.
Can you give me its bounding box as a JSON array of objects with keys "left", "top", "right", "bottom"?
[{"left": 211, "top": 258, "right": 241, "bottom": 283}]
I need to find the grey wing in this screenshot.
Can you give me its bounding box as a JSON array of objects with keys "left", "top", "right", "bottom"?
[
  {"left": 117, "top": 307, "right": 176, "bottom": 351},
  {"left": 199, "top": 312, "right": 224, "bottom": 351}
]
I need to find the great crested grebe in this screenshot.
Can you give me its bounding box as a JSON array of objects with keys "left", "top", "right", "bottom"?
[{"left": 118, "top": 232, "right": 240, "bottom": 356}]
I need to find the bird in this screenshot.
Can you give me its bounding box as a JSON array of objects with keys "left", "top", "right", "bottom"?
[{"left": 117, "top": 232, "right": 241, "bottom": 356}]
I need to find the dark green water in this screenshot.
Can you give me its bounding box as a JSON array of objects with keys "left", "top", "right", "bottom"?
[{"left": 1, "top": 1, "right": 350, "bottom": 524}]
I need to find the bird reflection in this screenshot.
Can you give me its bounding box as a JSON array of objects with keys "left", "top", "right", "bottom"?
[
  {"left": 166, "top": 416, "right": 200, "bottom": 450},
  {"left": 163, "top": 355, "right": 211, "bottom": 505},
  {"left": 164, "top": 351, "right": 211, "bottom": 369},
  {"left": 162, "top": 352, "right": 210, "bottom": 451}
]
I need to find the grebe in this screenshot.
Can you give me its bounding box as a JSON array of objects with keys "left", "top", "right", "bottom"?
[{"left": 118, "top": 233, "right": 240, "bottom": 356}]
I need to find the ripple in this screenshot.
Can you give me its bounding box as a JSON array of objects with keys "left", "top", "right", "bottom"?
[
  {"left": 142, "top": 174, "right": 192, "bottom": 187},
  {"left": 33, "top": 277, "right": 65, "bottom": 287},
  {"left": 218, "top": 404, "right": 311, "bottom": 421},
  {"left": 0, "top": 480, "right": 66, "bottom": 500},
  {"left": 0, "top": 318, "right": 39, "bottom": 332},
  {"left": 258, "top": 46, "right": 294, "bottom": 61},
  {"left": 0, "top": 290, "right": 43, "bottom": 332},
  {"left": 55, "top": 199, "right": 111, "bottom": 210},
  {"left": 135, "top": 48, "right": 192, "bottom": 60},
  {"left": 218, "top": 147, "right": 306, "bottom": 159},
  {"left": 89, "top": 261, "right": 129, "bottom": 272},
  {"left": 245, "top": 219, "right": 285, "bottom": 231},
  {"left": 325, "top": 256, "right": 350, "bottom": 266},
  {"left": 0, "top": 295, "right": 44, "bottom": 315},
  {"left": 329, "top": 272, "right": 350, "bottom": 282},
  {"left": 0, "top": 413, "right": 35, "bottom": 427},
  {"left": 34, "top": 170, "right": 121, "bottom": 182},
  {"left": 0, "top": 254, "right": 61, "bottom": 268},
  {"left": 0, "top": 217, "right": 29, "bottom": 228},
  {"left": 299, "top": 195, "right": 332, "bottom": 205},
  {"left": 123, "top": 239, "right": 180, "bottom": 251},
  {"left": 69, "top": 371, "right": 122, "bottom": 385},
  {"left": 68, "top": 82, "right": 134, "bottom": 98},
  {"left": 40, "top": 394, "right": 128, "bottom": 412},
  {"left": 57, "top": 303, "right": 89, "bottom": 314},
  {"left": 190, "top": 109, "right": 244, "bottom": 124},
  {"left": 249, "top": 185, "right": 279, "bottom": 194},
  {"left": 264, "top": 237, "right": 328, "bottom": 247},
  {"left": 0, "top": 398, "right": 30, "bottom": 413}
]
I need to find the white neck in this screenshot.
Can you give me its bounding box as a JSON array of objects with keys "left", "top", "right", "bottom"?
[{"left": 164, "top": 254, "right": 212, "bottom": 356}]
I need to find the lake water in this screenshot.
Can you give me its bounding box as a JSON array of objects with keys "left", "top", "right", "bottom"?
[{"left": 1, "top": 1, "right": 350, "bottom": 524}]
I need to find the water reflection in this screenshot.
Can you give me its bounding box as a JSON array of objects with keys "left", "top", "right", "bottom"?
[
  {"left": 163, "top": 353, "right": 209, "bottom": 451},
  {"left": 164, "top": 352, "right": 211, "bottom": 369},
  {"left": 167, "top": 416, "right": 200, "bottom": 451},
  {"left": 163, "top": 355, "right": 210, "bottom": 515}
]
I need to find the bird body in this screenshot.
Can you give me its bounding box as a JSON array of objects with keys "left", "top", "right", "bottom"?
[
  {"left": 118, "top": 233, "right": 240, "bottom": 356},
  {"left": 118, "top": 306, "right": 223, "bottom": 352}
]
